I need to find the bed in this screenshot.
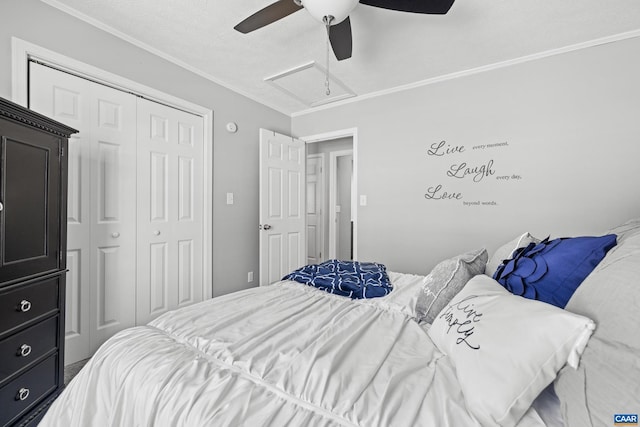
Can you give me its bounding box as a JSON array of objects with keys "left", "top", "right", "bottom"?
[{"left": 40, "top": 218, "right": 640, "bottom": 427}]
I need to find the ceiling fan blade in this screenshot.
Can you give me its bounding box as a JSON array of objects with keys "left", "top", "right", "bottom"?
[
  {"left": 359, "top": 0, "right": 455, "bottom": 14},
  {"left": 328, "top": 17, "right": 353, "bottom": 61},
  {"left": 234, "top": 0, "right": 303, "bottom": 34}
]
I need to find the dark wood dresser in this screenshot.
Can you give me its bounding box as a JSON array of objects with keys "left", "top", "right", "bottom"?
[{"left": 0, "top": 97, "right": 77, "bottom": 426}]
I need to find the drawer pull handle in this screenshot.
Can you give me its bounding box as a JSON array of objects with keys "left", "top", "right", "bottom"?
[
  {"left": 18, "top": 344, "right": 32, "bottom": 357},
  {"left": 18, "top": 300, "right": 32, "bottom": 312},
  {"left": 16, "top": 388, "right": 30, "bottom": 401}
]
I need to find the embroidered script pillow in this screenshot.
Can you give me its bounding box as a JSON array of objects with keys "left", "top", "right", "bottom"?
[
  {"left": 428, "top": 275, "right": 595, "bottom": 427},
  {"left": 415, "top": 248, "right": 487, "bottom": 324}
]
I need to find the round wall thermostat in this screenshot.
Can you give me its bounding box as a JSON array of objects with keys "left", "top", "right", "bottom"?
[{"left": 226, "top": 122, "right": 238, "bottom": 133}]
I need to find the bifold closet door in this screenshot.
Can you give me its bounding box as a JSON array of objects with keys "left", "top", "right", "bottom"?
[
  {"left": 29, "top": 63, "right": 137, "bottom": 363},
  {"left": 136, "top": 98, "right": 204, "bottom": 325}
]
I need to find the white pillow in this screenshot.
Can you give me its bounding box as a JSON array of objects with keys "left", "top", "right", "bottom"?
[
  {"left": 555, "top": 218, "right": 640, "bottom": 427},
  {"left": 485, "top": 232, "right": 541, "bottom": 277},
  {"left": 427, "top": 274, "right": 595, "bottom": 427},
  {"left": 363, "top": 271, "right": 427, "bottom": 318}
]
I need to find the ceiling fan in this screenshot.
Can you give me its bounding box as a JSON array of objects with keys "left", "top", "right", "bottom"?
[{"left": 234, "top": 0, "right": 455, "bottom": 61}]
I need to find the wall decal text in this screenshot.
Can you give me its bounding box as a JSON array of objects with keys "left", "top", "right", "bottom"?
[{"left": 424, "top": 140, "right": 520, "bottom": 205}]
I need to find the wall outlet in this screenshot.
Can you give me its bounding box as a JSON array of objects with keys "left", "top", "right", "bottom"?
[{"left": 247, "top": 271, "right": 253, "bottom": 283}]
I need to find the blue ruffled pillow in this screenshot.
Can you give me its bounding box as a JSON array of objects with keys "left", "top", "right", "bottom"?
[{"left": 493, "top": 234, "right": 617, "bottom": 307}]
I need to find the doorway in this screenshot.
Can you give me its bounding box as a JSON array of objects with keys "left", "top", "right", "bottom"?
[
  {"left": 304, "top": 130, "right": 357, "bottom": 263},
  {"left": 331, "top": 150, "right": 354, "bottom": 260}
]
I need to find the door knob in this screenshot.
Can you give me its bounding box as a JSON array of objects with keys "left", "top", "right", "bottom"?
[
  {"left": 111, "top": 232, "right": 120, "bottom": 238},
  {"left": 153, "top": 230, "right": 161, "bottom": 236},
  {"left": 0, "top": 201, "right": 3, "bottom": 211},
  {"left": 262, "top": 224, "right": 272, "bottom": 230}
]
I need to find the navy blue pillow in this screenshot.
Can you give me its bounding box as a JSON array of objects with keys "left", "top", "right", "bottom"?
[{"left": 493, "top": 234, "right": 617, "bottom": 307}]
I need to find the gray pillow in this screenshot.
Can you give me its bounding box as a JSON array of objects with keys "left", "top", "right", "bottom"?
[
  {"left": 485, "top": 232, "right": 540, "bottom": 277},
  {"left": 415, "top": 248, "right": 488, "bottom": 324},
  {"left": 555, "top": 218, "right": 640, "bottom": 427}
]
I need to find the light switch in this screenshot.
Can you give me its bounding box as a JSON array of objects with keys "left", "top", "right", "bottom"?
[
  {"left": 359, "top": 195, "right": 367, "bottom": 206},
  {"left": 226, "top": 192, "right": 234, "bottom": 205}
]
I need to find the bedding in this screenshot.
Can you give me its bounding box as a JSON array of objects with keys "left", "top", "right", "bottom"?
[
  {"left": 43, "top": 212, "right": 637, "bottom": 427},
  {"left": 554, "top": 218, "right": 640, "bottom": 426},
  {"left": 366, "top": 271, "right": 425, "bottom": 318},
  {"left": 42, "top": 275, "right": 553, "bottom": 427},
  {"left": 283, "top": 259, "right": 392, "bottom": 299}
]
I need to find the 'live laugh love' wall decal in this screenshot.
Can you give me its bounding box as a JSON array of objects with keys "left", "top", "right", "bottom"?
[{"left": 424, "top": 140, "right": 521, "bottom": 206}]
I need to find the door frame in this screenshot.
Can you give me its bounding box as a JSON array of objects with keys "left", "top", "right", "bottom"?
[
  {"left": 11, "top": 37, "right": 214, "bottom": 299},
  {"left": 328, "top": 149, "right": 353, "bottom": 259},
  {"left": 306, "top": 153, "right": 325, "bottom": 264},
  {"left": 300, "top": 128, "right": 358, "bottom": 260}
]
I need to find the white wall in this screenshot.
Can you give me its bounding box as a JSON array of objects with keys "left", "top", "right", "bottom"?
[
  {"left": 293, "top": 36, "right": 640, "bottom": 275},
  {"left": 0, "top": 0, "right": 291, "bottom": 296}
]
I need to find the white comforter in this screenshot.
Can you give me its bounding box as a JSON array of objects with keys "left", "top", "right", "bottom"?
[{"left": 41, "top": 279, "right": 546, "bottom": 427}]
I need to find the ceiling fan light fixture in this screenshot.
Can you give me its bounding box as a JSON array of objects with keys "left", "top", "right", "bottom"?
[{"left": 301, "top": 0, "right": 359, "bottom": 25}]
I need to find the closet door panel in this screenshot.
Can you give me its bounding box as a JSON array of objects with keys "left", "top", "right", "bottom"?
[
  {"left": 89, "top": 83, "right": 136, "bottom": 353},
  {"left": 29, "top": 63, "right": 137, "bottom": 361},
  {"left": 29, "top": 63, "right": 91, "bottom": 364},
  {"left": 174, "top": 118, "right": 203, "bottom": 309},
  {"left": 137, "top": 99, "right": 203, "bottom": 325},
  {"left": 149, "top": 242, "right": 169, "bottom": 315},
  {"left": 30, "top": 63, "right": 207, "bottom": 358}
]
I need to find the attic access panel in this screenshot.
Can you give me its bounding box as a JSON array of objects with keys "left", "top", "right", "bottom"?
[{"left": 265, "top": 62, "right": 356, "bottom": 108}]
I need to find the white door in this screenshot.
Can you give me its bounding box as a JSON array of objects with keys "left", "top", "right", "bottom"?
[
  {"left": 306, "top": 154, "right": 324, "bottom": 264},
  {"left": 259, "top": 129, "right": 306, "bottom": 285},
  {"left": 88, "top": 82, "right": 137, "bottom": 352},
  {"left": 136, "top": 98, "right": 204, "bottom": 324},
  {"left": 29, "top": 63, "right": 137, "bottom": 363}
]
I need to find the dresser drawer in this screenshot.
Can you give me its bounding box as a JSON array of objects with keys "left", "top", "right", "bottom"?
[
  {"left": 0, "top": 354, "right": 57, "bottom": 426},
  {"left": 0, "top": 316, "right": 58, "bottom": 384},
  {"left": 0, "top": 276, "right": 60, "bottom": 337}
]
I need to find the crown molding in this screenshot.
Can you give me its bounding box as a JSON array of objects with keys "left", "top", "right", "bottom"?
[
  {"left": 292, "top": 29, "right": 640, "bottom": 118},
  {"left": 40, "top": 0, "right": 291, "bottom": 116}
]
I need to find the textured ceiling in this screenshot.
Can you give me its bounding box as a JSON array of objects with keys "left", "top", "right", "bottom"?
[{"left": 42, "top": 0, "right": 640, "bottom": 115}]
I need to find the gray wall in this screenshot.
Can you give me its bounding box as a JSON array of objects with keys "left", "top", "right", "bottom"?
[
  {"left": 293, "top": 36, "right": 640, "bottom": 275},
  {"left": 0, "top": 0, "right": 291, "bottom": 296},
  {"left": 3, "top": 1, "right": 639, "bottom": 288}
]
